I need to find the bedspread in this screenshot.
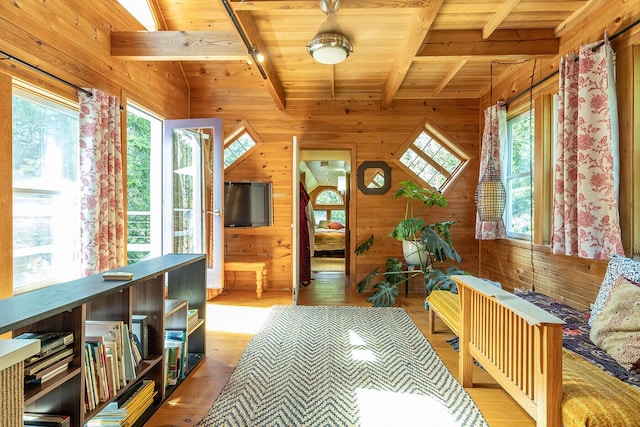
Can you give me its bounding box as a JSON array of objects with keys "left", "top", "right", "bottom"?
[
  {"left": 515, "top": 288, "right": 640, "bottom": 389},
  {"left": 314, "top": 228, "right": 345, "bottom": 251}
]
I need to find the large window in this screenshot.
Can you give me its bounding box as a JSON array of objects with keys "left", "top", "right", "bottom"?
[
  {"left": 505, "top": 110, "right": 534, "bottom": 239},
  {"left": 397, "top": 121, "right": 468, "bottom": 192},
  {"left": 126, "top": 105, "right": 163, "bottom": 264},
  {"left": 12, "top": 87, "right": 80, "bottom": 292}
]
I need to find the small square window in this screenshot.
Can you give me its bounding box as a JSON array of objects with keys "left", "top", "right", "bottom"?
[
  {"left": 396, "top": 121, "right": 468, "bottom": 192},
  {"left": 224, "top": 120, "right": 263, "bottom": 171}
]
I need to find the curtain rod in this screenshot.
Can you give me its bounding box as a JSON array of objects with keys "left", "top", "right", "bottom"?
[
  {"left": 505, "top": 17, "right": 640, "bottom": 106},
  {"left": 0, "top": 49, "right": 92, "bottom": 97}
]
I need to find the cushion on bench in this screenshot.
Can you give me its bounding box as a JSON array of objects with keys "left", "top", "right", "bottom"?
[
  {"left": 515, "top": 287, "right": 640, "bottom": 389},
  {"left": 562, "top": 348, "right": 640, "bottom": 427},
  {"left": 426, "top": 290, "right": 460, "bottom": 335}
]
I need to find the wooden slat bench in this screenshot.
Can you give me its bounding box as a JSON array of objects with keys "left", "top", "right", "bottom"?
[{"left": 427, "top": 275, "right": 640, "bottom": 427}]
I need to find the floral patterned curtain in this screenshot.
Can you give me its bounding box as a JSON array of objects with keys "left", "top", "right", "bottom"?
[
  {"left": 551, "top": 37, "right": 623, "bottom": 259},
  {"left": 78, "top": 89, "right": 126, "bottom": 276},
  {"left": 475, "top": 102, "right": 507, "bottom": 240}
]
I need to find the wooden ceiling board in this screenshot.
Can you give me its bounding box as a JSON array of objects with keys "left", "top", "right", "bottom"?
[{"left": 123, "top": 0, "right": 607, "bottom": 107}]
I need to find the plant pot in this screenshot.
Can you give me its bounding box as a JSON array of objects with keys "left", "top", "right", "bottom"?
[{"left": 402, "top": 239, "right": 429, "bottom": 267}]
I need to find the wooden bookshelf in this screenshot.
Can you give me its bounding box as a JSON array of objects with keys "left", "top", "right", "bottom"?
[{"left": 0, "top": 254, "right": 206, "bottom": 427}]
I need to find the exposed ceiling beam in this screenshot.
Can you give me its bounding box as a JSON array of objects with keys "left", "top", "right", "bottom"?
[
  {"left": 554, "top": 0, "right": 600, "bottom": 37},
  {"left": 380, "top": 0, "right": 445, "bottom": 110},
  {"left": 483, "top": 0, "right": 521, "bottom": 39},
  {"left": 234, "top": 9, "right": 286, "bottom": 110},
  {"left": 229, "top": 0, "right": 431, "bottom": 11},
  {"left": 416, "top": 29, "right": 559, "bottom": 59},
  {"left": 111, "top": 31, "right": 247, "bottom": 60},
  {"left": 432, "top": 60, "right": 467, "bottom": 97}
]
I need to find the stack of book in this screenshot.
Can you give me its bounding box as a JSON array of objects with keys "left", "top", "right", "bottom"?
[
  {"left": 84, "top": 320, "right": 139, "bottom": 411},
  {"left": 187, "top": 308, "right": 199, "bottom": 333},
  {"left": 87, "top": 379, "right": 157, "bottom": 426},
  {"left": 15, "top": 331, "right": 74, "bottom": 386}
]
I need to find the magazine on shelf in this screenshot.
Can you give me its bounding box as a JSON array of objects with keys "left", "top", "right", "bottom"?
[
  {"left": 23, "top": 412, "right": 71, "bottom": 427},
  {"left": 24, "top": 347, "right": 74, "bottom": 376},
  {"left": 24, "top": 354, "right": 73, "bottom": 383}
]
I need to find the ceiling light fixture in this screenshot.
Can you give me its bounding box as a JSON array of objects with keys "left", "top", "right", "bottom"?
[{"left": 307, "top": 0, "right": 352, "bottom": 65}]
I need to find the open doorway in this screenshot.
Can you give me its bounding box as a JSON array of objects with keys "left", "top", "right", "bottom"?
[{"left": 299, "top": 149, "right": 351, "bottom": 277}]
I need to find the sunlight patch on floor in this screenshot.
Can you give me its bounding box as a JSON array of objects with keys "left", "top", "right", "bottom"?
[
  {"left": 205, "top": 305, "right": 273, "bottom": 334},
  {"left": 356, "top": 388, "right": 459, "bottom": 427}
]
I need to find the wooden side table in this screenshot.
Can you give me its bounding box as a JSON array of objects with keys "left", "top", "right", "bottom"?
[{"left": 224, "top": 258, "right": 270, "bottom": 299}]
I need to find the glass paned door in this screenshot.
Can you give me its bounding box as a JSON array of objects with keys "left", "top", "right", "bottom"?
[
  {"left": 163, "top": 118, "right": 224, "bottom": 290},
  {"left": 171, "top": 128, "right": 203, "bottom": 253}
]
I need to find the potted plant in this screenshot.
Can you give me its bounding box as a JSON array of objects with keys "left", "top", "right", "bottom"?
[{"left": 356, "top": 180, "right": 463, "bottom": 307}]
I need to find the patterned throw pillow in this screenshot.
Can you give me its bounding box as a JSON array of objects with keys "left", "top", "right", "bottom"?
[
  {"left": 590, "top": 276, "right": 640, "bottom": 371},
  {"left": 589, "top": 255, "right": 640, "bottom": 326}
]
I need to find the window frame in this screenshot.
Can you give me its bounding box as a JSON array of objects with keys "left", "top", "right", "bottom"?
[
  {"left": 395, "top": 119, "right": 469, "bottom": 193},
  {"left": 11, "top": 83, "right": 81, "bottom": 293},
  {"left": 223, "top": 119, "right": 264, "bottom": 172},
  {"left": 125, "top": 103, "right": 164, "bottom": 264},
  {"left": 504, "top": 109, "right": 535, "bottom": 240}
]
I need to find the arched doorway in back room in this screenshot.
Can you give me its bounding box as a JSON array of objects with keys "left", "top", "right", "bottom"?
[{"left": 298, "top": 148, "right": 353, "bottom": 283}]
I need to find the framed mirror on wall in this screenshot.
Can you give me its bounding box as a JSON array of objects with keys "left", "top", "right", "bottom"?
[{"left": 357, "top": 161, "right": 391, "bottom": 195}]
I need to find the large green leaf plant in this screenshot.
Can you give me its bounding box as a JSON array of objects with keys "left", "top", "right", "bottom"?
[{"left": 356, "top": 180, "right": 464, "bottom": 307}]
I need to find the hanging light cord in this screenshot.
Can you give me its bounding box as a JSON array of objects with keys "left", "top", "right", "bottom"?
[{"left": 529, "top": 59, "right": 536, "bottom": 291}]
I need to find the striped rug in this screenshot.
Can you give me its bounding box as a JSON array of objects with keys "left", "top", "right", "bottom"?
[{"left": 197, "top": 306, "right": 488, "bottom": 427}]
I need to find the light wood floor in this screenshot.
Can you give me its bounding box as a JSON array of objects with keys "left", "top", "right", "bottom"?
[{"left": 144, "top": 273, "right": 536, "bottom": 426}]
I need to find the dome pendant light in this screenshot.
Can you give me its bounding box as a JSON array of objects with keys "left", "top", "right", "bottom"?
[{"left": 307, "top": 0, "right": 352, "bottom": 65}]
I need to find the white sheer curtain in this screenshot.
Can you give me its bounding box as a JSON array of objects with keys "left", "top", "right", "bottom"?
[
  {"left": 78, "top": 88, "right": 126, "bottom": 276},
  {"left": 551, "top": 36, "right": 623, "bottom": 259},
  {"left": 475, "top": 102, "right": 507, "bottom": 240}
]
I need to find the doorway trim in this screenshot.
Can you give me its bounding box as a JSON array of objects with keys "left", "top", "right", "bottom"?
[{"left": 298, "top": 143, "right": 357, "bottom": 285}]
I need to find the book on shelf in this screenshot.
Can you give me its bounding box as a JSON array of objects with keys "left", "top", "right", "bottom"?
[
  {"left": 165, "top": 329, "right": 187, "bottom": 379},
  {"left": 164, "top": 344, "right": 179, "bottom": 386},
  {"left": 120, "top": 379, "right": 156, "bottom": 425},
  {"left": 16, "top": 331, "right": 74, "bottom": 356},
  {"left": 101, "top": 271, "right": 134, "bottom": 281},
  {"left": 84, "top": 343, "right": 99, "bottom": 410},
  {"left": 24, "top": 346, "right": 74, "bottom": 376},
  {"left": 121, "top": 323, "right": 137, "bottom": 381},
  {"left": 23, "top": 412, "right": 71, "bottom": 427},
  {"left": 103, "top": 341, "right": 121, "bottom": 391},
  {"left": 86, "top": 336, "right": 111, "bottom": 402},
  {"left": 85, "top": 320, "right": 129, "bottom": 388},
  {"left": 85, "top": 401, "right": 127, "bottom": 426},
  {"left": 91, "top": 379, "right": 157, "bottom": 426},
  {"left": 131, "top": 314, "right": 149, "bottom": 359}
]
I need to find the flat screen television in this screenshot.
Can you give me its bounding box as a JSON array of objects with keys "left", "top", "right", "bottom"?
[{"left": 224, "top": 181, "right": 273, "bottom": 228}]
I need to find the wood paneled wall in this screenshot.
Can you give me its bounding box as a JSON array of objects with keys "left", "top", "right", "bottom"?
[
  {"left": 478, "top": 2, "right": 640, "bottom": 310},
  {"left": 0, "top": 0, "right": 189, "bottom": 299},
  {"left": 0, "top": 0, "right": 188, "bottom": 118},
  {"left": 197, "top": 96, "right": 480, "bottom": 293}
]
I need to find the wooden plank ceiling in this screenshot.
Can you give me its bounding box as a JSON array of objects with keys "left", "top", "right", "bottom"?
[{"left": 111, "top": 0, "right": 591, "bottom": 110}]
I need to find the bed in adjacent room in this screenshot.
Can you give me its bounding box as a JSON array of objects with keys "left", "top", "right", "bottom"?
[{"left": 314, "top": 221, "right": 346, "bottom": 254}]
